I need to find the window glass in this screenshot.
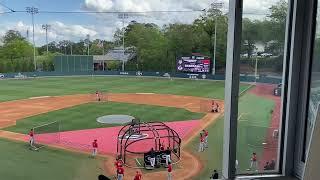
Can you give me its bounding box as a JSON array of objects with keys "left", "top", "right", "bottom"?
[
  {"left": 303, "top": 3, "right": 320, "bottom": 162},
  {"left": 236, "top": 0, "right": 288, "bottom": 174}
]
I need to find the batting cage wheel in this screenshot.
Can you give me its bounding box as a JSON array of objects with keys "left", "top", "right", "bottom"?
[{"left": 117, "top": 120, "right": 181, "bottom": 169}]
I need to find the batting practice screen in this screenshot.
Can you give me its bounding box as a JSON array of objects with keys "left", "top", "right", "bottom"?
[{"left": 53, "top": 55, "right": 94, "bottom": 72}]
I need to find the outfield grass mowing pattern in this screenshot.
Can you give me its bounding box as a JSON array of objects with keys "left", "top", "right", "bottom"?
[
  {"left": 0, "top": 76, "right": 249, "bottom": 102},
  {"left": 5, "top": 102, "right": 205, "bottom": 134}
]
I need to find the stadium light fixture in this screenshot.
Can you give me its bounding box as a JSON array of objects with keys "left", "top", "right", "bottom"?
[
  {"left": 26, "top": 6, "right": 39, "bottom": 71},
  {"left": 42, "top": 24, "right": 51, "bottom": 55}
]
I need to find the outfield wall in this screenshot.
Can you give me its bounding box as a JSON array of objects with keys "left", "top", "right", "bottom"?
[
  {"left": 0, "top": 71, "right": 282, "bottom": 84},
  {"left": 53, "top": 55, "right": 94, "bottom": 72}
]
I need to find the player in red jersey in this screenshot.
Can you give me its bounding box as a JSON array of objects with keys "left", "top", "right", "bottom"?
[
  {"left": 167, "top": 161, "right": 172, "bottom": 180},
  {"left": 117, "top": 164, "right": 124, "bottom": 180},
  {"left": 198, "top": 133, "right": 205, "bottom": 152},
  {"left": 211, "top": 100, "right": 219, "bottom": 113},
  {"left": 29, "top": 129, "right": 35, "bottom": 147},
  {"left": 134, "top": 171, "right": 142, "bottom": 180},
  {"left": 92, "top": 139, "right": 98, "bottom": 157},
  {"left": 203, "top": 129, "right": 209, "bottom": 148},
  {"left": 114, "top": 157, "right": 123, "bottom": 169},
  {"left": 250, "top": 152, "right": 258, "bottom": 171}
]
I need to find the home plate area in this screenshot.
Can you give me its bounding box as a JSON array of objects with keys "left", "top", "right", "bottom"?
[{"left": 26, "top": 120, "right": 200, "bottom": 154}]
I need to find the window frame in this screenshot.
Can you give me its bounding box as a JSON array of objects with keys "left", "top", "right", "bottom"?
[{"left": 222, "top": 0, "right": 318, "bottom": 178}]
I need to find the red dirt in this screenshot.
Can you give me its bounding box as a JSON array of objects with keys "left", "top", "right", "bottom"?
[
  {"left": 22, "top": 120, "right": 201, "bottom": 154},
  {"left": 249, "top": 84, "right": 281, "bottom": 169},
  {"left": 0, "top": 93, "right": 224, "bottom": 180}
]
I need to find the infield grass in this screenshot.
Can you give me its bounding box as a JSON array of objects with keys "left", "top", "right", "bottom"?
[
  {"left": 0, "top": 76, "right": 249, "bottom": 102},
  {"left": 0, "top": 138, "right": 106, "bottom": 180},
  {"left": 187, "top": 93, "right": 275, "bottom": 179},
  {"left": 5, "top": 102, "right": 205, "bottom": 133}
]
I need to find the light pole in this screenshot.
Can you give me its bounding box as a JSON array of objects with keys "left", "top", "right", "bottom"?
[
  {"left": 118, "top": 13, "right": 129, "bottom": 71},
  {"left": 42, "top": 24, "right": 50, "bottom": 55},
  {"left": 254, "top": 48, "right": 258, "bottom": 83},
  {"left": 211, "top": 1, "right": 224, "bottom": 75},
  {"left": 86, "top": 34, "right": 90, "bottom": 55},
  {"left": 26, "top": 6, "right": 39, "bottom": 71},
  {"left": 70, "top": 43, "right": 73, "bottom": 55}
]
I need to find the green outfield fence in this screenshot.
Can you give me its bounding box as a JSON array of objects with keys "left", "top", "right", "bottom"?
[
  {"left": 0, "top": 70, "right": 282, "bottom": 84},
  {"left": 53, "top": 55, "right": 94, "bottom": 72}
]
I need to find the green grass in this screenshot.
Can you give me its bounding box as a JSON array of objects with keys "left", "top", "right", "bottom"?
[
  {"left": 0, "top": 76, "right": 249, "bottom": 102},
  {"left": 0, "top": 138, "right": 106, "bottom": 180},
  {"left": 5, "top": 102, "right": 205, "bottom": 133},
  {"left": 187, "top": 93, "right": 275, "bottom": 179}
]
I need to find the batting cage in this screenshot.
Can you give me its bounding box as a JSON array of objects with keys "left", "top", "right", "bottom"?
[
  {"left": 117, "top": 119, "right": 181, "bottom": 169},
  {"left": 32, "top": 121, "right": 61, "bottom": 149}
]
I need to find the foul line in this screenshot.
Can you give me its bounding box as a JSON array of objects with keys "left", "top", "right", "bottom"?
[{"left": 135, "top": 158, "right": 142, "bottom": 166}]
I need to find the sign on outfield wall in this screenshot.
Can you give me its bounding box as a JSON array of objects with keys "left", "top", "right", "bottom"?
[{"left": 119, "top": 72, "right": 129, "bottom": 75}]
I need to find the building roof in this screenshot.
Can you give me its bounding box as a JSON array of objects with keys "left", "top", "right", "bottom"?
[{"left": 94, "top": 46, "right": 136, "bottom": 62}]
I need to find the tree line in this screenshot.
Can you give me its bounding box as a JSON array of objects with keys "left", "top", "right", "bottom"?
[{"left": 0, "top": 0, "right": 287, "bottom": 73}]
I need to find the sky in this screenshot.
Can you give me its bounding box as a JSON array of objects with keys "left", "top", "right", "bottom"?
[{"left": 0, "top": 0, "right": 284, "bottom": 46}]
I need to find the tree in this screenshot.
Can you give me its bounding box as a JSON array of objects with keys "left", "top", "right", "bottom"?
[
  {"left": 126, "top": 23, "right": 168, "bottom": 71},
  {"left": 27, "top": 60, "right": 35, "bottom": 72},
  {"left": 242, "top": 19, "right": 260, "bottom": 57},
  {"left": 193, "top": 7, "right": 228, "bottom": 69},
  {"left": 3, "top": 30, "right": 25, "bottom": 44},
  {"left": 5, "top": 61, "right": 14, "bottom": 72},
  {"left": 21, "top": 60, "right": 29, "bottom": 72},
  {"left": 0, "top": 61, "right": 5, "bottom": 72},
  {"left": 0, "top": 30, "right": 33, "bottom": 61},
  {"left": 90, "top": 39, "right": 107, "bottom": 55},
  {"left": 267, "top": 0, "right": 288, "bottom": 54},
  {"left": 14, "top": 60, "right": 22, "bottom": 72}
]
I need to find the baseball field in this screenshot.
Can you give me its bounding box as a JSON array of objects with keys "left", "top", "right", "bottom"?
[{"left": 0, "top": 76, "right": 280, "bottom": 180}]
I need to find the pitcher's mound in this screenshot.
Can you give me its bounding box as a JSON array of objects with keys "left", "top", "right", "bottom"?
[{"left": 97, "top": 115, "right": 135, "bottom": 124}]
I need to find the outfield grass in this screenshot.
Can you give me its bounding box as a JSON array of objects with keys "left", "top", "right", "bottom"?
[
  {"left": 0, "top": 76, "right": 249, "bottom": 102},
  {"left": 5, "top": 102, "right": 205, "bottom": 133},
  {"left": 186, "top": 93, "right": 275, "bottom": 179},
  {"left": 0, "top": 138, "right": 106, "bottom": 180}
]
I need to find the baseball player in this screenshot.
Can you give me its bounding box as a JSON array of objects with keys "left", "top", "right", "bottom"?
[
  {"left": 96, "top": 91, "right": 101, "bottom": 101},
  {"left": 250, "top": 152, "right": 258, "bottom": 171},
  {"left": 203, "top": 129, "right": 209, "bottom": 148},
  {"left": 198, "top": 133, "right": 204, "bottom": 152},
  {"left": 134, "top": 171, "right": 142, "bottom": 180},
  {"left": 211, "top": 100, "right": 217, "bottom": 112},
  {"left": 92, "top": 139, "right": 98, "bottom": 157},
  {"left": 114, "top": 157, "right": 123, "bottom": 169},
  {"left": 149, "top": 148, "right": 156, "bottom": 168},
  {"left": 165, "top": 147, "right": 171, "bottom": 166},
  {"left": 29, "top": 128, "right": 35, "bottom": 147},
  {"left": 167, "top": 161, "right": 172, "bottom": 180},
  {"left": 117, "top": 164, "right": 124, "bottom": 180}
]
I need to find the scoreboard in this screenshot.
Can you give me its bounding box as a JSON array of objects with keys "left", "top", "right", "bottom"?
[{"left": 176, "top": 55, "right": 211, "bottom": 73}]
